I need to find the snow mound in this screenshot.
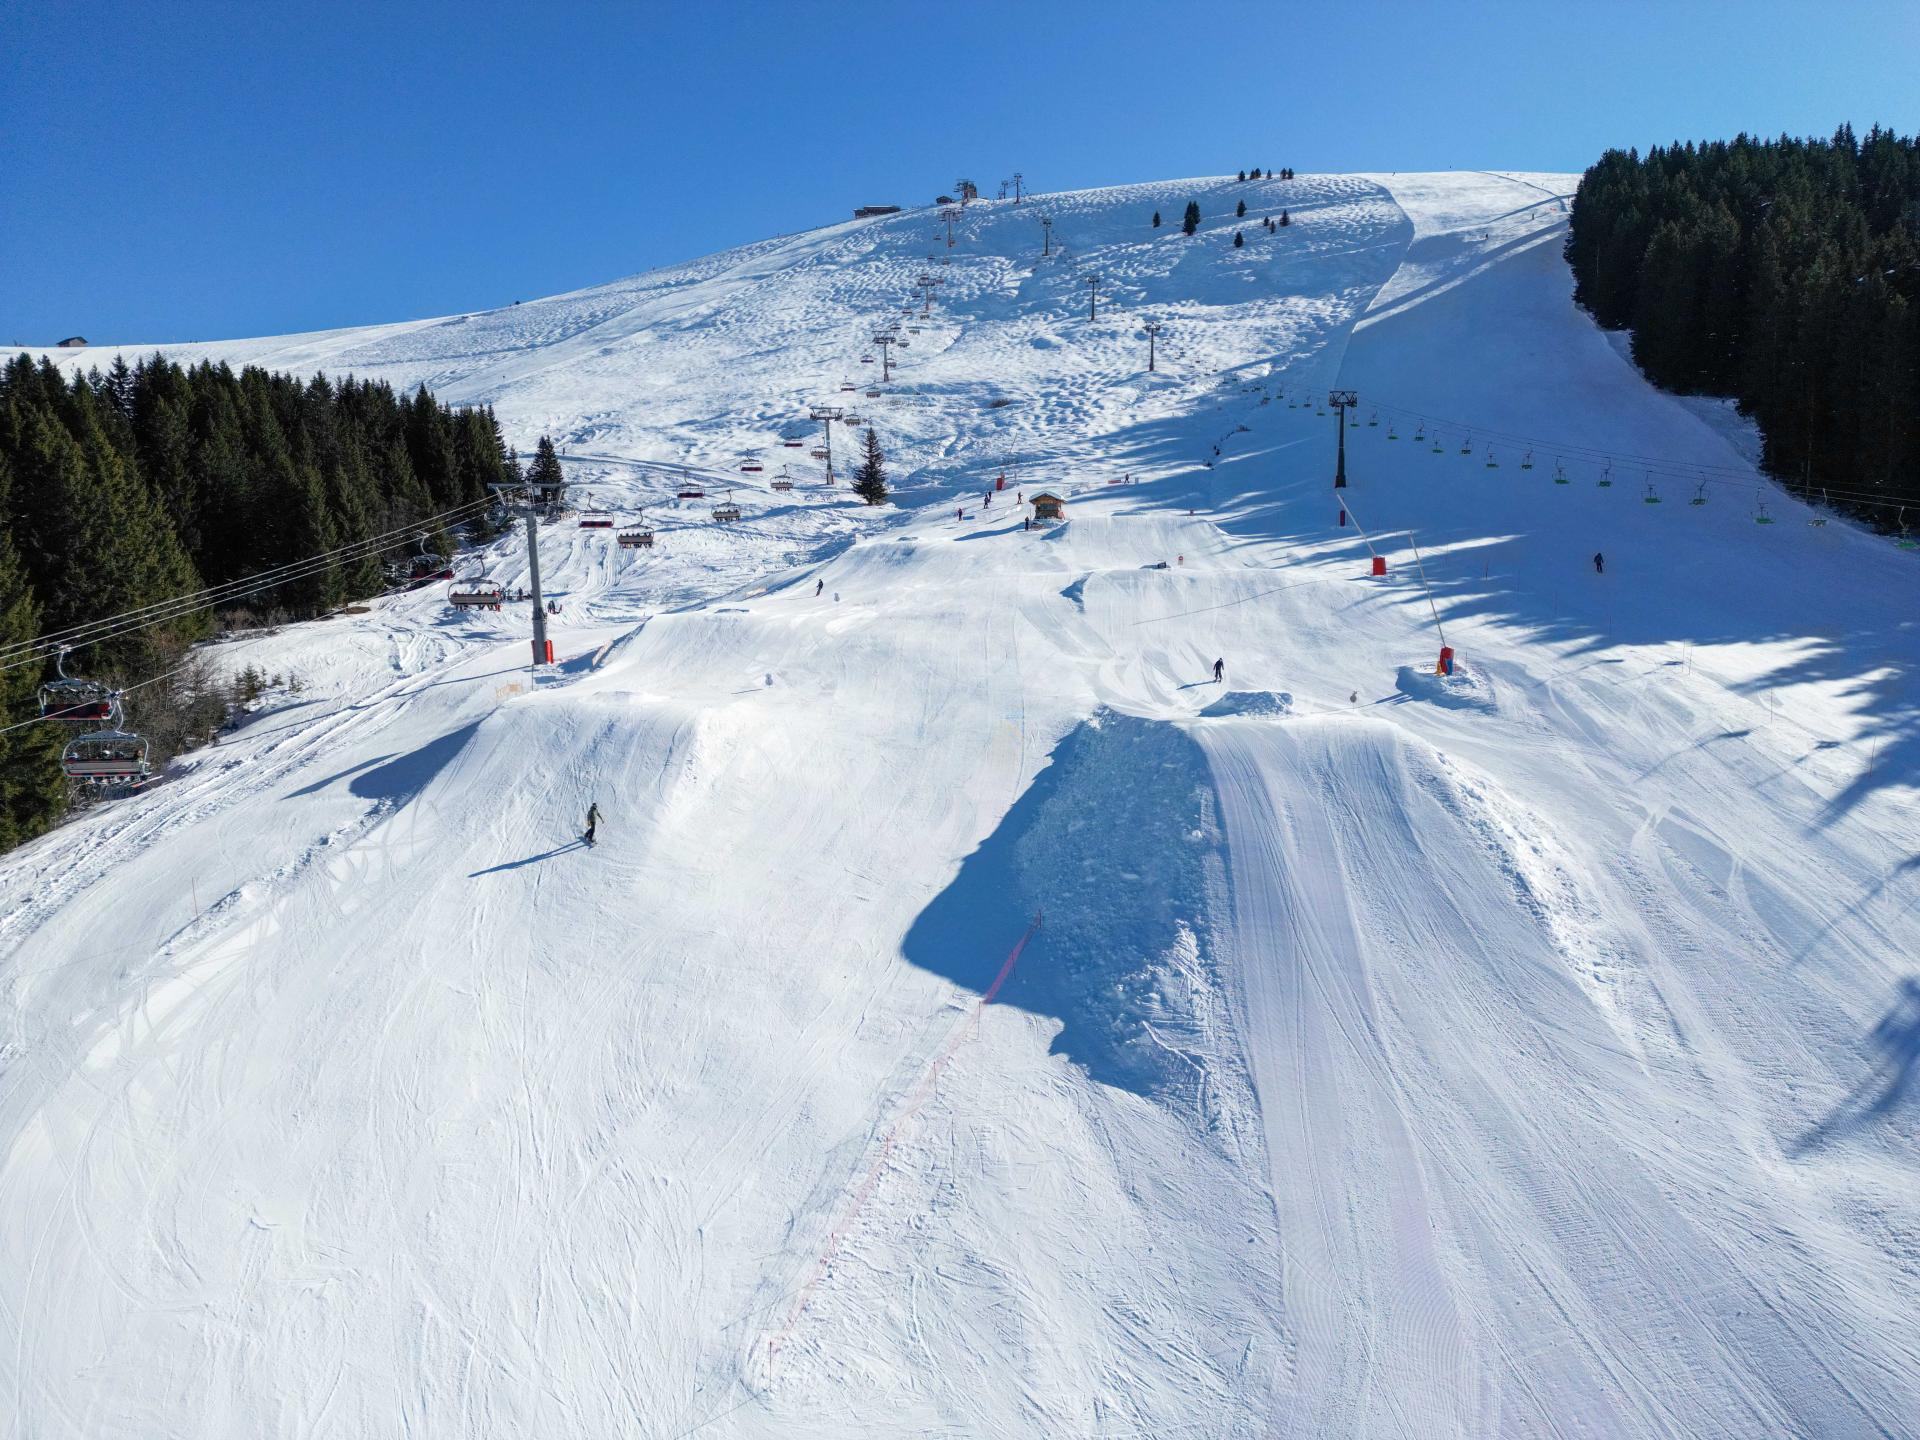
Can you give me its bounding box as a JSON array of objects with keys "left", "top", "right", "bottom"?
[
  {"left": 1394, "top": 659, "right": 1493, "bottom": 712},
  {"left": 1199, "top": 689, "right": 1294, "bottom": 717}
]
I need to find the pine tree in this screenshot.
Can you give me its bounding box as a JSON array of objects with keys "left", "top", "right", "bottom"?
[
  {"left": 1237, "top": 170, "right": 1246, "bottom": 182},
  {"left": 1182, "top": 201, "right": 1201, "bottom": 236},
  {"left": 0, "top": 455, "right": 65, "bottom": 849},
  {"left": 526, "top": 434, "right": 565, "bottom": 502},
  {"left": 1236, "top": 198, "right": 1246, "bottom": 218},
  {"left": 851, "top": 427, "right": 889, "bottom": 505},
  {"left": 1152, "top": 211, "right": 1161, "bottom": 228},
  {"left": 1233, "top": 230, "right": 1244, "bottom": 248}
]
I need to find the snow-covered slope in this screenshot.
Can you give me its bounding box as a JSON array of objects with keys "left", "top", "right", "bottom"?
[{"left": 5, "top": 172, "right": 1918, "bottom": 1438}]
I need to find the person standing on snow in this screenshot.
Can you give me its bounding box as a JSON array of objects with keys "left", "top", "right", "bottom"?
[
  {"left": 1213, "top": 657, "right": 1226, "bottom": 683},
  {"left": 1593, "top": 551, "right": 1605, "bottom": 575},
  {"left": 815, "top": 578, "right": 824, "bottom": 597},
  {"left": 585, "top": 802, "right": 601, "bottom": 846}
]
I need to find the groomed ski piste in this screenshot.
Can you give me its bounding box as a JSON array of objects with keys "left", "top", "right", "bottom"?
[{"left": 6, "top": 171, "right": 1919, "bottom": 1438}]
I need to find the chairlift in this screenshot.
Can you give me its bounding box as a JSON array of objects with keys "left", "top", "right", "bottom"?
[
  {"left": 1597, "top": 462, "right": 1613, "bottom": 488},
  {"left": 712, "top": 492, "right": 742, "bottom": 523},
  {"left": 37, "top": 648, "right": 117, "bottom": 723},
  {"left": 1414, "top": 422, "right": 1426, "bottom": 441},
  {"left": 1553, "top": 459, "right": 1570, "bottom": 485},
  {"left": 618, "top": 524, "right": 655, "bottom": 549},
  {"left": 1643, "top": 474, "right": 1661, "bottom": 504},
  {"left": 61, "top": 730, "right": 150, "bottom": 784},
  {"left": 1366, "top": 411, "right": 1379, "bottom": 427},
  {"left": 579, "top": 508, "right": 615, "bottom": 528},
  {"left": 783, "top": 439, "right": 804, "bottom": 447},
  {"left": 1520, "top": 449, "right": 1534, "bottom": 471},
  {"left": 1459, "top": 435, "right": 1473, "bottom": 455},
  {"left": 771, "top": 466, "right": 795, "bottom": 492},
  {"left": 1387, "top": 423, "right": 1399, "bottom": 440},
  {"left": 1753, "top": 500, "right": 1775, "bottom": 525},
  {"left": 1431, "top": 434, "right": 1444, "bottom": 454},
  {"left": 448, "top": 578, "right": 506, "bottom": 610},
  {"left": 860, "top": 354, "right": 875, "bottom": 364},
  {"left": 866, "top": 390, "right": 882, "bottom": 399},
  {"left": 840, "top": 382, "right": 856, "bottom": 392},
  {"left": 1691, "top": 480, "right": 1709, "bottom": 506},
  {"left": 809, "top": 447, "right": 830, "bottom": 461},
  {"left": 1484, "top": 448, "right": 1499, "bottom": 469}
]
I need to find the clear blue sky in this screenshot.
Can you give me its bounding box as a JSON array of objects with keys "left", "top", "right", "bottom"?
[{"left": 5, "top": 0, "right": 1916, "bottom": 344}]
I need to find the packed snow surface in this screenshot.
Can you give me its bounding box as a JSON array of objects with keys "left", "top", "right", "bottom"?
[{"left": 6, "top": 171, "right": 1919, "bottom": 1438}]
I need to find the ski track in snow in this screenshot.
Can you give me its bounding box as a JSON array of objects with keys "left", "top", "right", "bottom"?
[{"left": 4, "top": 171, "right": 1918, "bottom": 1438}]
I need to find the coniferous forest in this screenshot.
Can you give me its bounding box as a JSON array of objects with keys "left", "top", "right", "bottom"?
[
  {"left": 1565, "top": 126, "right": 1920, "bottom": 522},
  {"left": 0, "top": 353, "right": 514, "bottom": 848}
]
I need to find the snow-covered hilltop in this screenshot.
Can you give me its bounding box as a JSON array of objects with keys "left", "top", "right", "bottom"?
[{"left": 5, "top": 172, "right": 1917, "bottom": 1438}]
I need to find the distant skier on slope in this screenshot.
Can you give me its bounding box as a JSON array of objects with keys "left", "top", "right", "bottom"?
[
  {"left": 1593, "top": 551, "right": 1605, "bottom": 575},
  {"left": 816, "top": 578, "right": 824, "bottom": 596},
  {"left": 1213, "top": 657, "right": 1226, "bottom": 683},
  {"left": 585, "top": 802, "right": 601, "bottom": 847}
]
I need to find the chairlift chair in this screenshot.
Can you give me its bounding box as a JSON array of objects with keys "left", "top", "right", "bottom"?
[
  {"left": 1485, "top": 448, "right": 1499, "bottom": 469},
  {"left": 1367, "top": 411, "right": 1379, "bottom": 427},
  {"left": 740, "top": 461, "right": 763, "bottom": 473},
  {"left": 1598, "top": 463, "right": 1614, "bottom": 488},
  {"left": 809, "top": 448, "right": 830, "bottom": 461},
  {"left": 37, "top": 649, "right": 117, "bottom": 723},
  {"left": 1553, "top": 459, "right": 1570, "bottom": 485},
  {"left": 1691, "top": 479, "right": 1709, "bottom": 506},
  {"left": 448, "top": 578, "right": 507, "bottom": 610},
  {"left": 618, "top": 526, "right": 655, "bottom": 549},
  {"left": 783, "top": 439, "right": 804, "bottom": 447},
  {"left": 1643, "top": 475, "right": 1661, "bottom": 504},
  {"left": 1754, "top": 501, "right": 1775, "bottom": 525},
  {"left": 1459, "top": 436, "right": 1473, "bottom": 455},
  {"left": 579, "top": 508, "right": 615, "bottom": 528},
  {"left": 1520, "top": 450, "right": 1534, "bottom": 470},
  {"left": 61, "top": 730, "right": 150, "bottom": 784},
  {"left": 712, "top": 493, "right": 742, "bottom": 523}
]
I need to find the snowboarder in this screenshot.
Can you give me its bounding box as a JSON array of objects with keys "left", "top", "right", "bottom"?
[
  {"left": 815, "top": 578, "right": 824, "bottom": 596},
  {"left": 1593, "top": 551, "right": 1605, "bottom": 575},
  {"left": 984, "top": 490, "right": 992, "bottom": 507},
  {"left": 1213, "top": 657, "right": 1226, "bottom": 683},
  {"left": 584, "top": 802, "right": 601, "bottom": 847}
]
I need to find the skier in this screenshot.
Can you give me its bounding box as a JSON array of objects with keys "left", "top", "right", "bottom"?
[
  {"left": 1023, "top": 517, "right": 1031, "bottom": 532},
  {"left": 1593, "top": 551, "right": 1605, "bottom": 575},
  {"left": 584, "top": 801, "right": 601, "bottom": 847},
  {"left": 984, "top": 490, "right": 992, "bottom": 507},
  {"left": 816, "top": 578, "right": 824, "bottom": 597},
  {"left": 1213, "top": 657, "right": 1225, "bottom": 683}
]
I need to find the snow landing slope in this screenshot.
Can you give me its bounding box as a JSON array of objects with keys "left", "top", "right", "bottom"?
[{"left": 5, "top": 172, "right": 1919, "bottom": 1439}]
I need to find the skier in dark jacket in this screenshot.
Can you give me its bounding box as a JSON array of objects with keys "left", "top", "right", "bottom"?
[
  {"left": 1213, "top": 657, "right": 1226, "bottom": 683},
  {"left": 1593, "top": 551, "right": 1605, "bottom": 575},
  {"left": 585, "top": 802, "right": 601, "bottom": 846}
]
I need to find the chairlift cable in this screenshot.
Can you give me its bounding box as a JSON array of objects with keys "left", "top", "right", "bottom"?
[{"left": 0, "top": 495, "right": 497, "bottom": 670}]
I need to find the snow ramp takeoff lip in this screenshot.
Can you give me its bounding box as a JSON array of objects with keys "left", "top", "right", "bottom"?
[{"left": 1198, "top": 714, "right": 1912, "bottom": 1436}]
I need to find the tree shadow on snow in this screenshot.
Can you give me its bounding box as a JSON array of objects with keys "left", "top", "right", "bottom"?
[{"left": 1791, "top": 978, "right": 1920, "bottom": 1155}]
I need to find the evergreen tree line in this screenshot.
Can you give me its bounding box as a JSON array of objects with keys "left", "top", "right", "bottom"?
[
  {"left": 1565, "top": 126, "right": 1920, "bottom": 521},
  {"left": 0, "top": 352, "right": 514, "bottom": 849}
]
